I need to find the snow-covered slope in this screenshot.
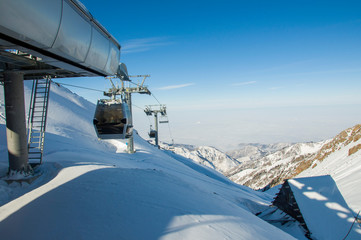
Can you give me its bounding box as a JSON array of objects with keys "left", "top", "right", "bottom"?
[
  {"left": 298, "top": 124, "right": 361, "bottom": 212},
  {"left": 161, "top": 143, "right": 241, "bottom": 174},
  {"left": 287, "top": 176, "right": 360, "bottom": 240},
  {"left": 0, "top": 83, "right": 294, "bottom": 240},
  {"left": 225, "top": 124, "right": 361, "bottom": 215}
]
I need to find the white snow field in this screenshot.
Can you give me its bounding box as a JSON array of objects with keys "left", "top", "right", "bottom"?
[{"left": 0, "top": 83, "right": 295, "bottom": 239}]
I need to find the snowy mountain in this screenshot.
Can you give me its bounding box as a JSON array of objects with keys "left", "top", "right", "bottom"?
[
  {"left": 162, "top": 140, "right": 324, "bottom": 192},
  {"left": 0, "top": 83, "right": 296, "bottom": 239},
  {"left": 298, "top": 124, "right": 361, "bottom": 213},
  {"left": 227, "top": 143, "right": 293, "bottom": 162},
  {"left": 225, "top": 141, "right": 325, "bottom": 190},
  {"left": 161, "top": 126, "right": 361, "bottom": 215},
  {"left": 224, "top": 124, "right": 361, "bottom": 214},
  {"left": 160, "top": 143, "right": 241, "bottom": 174}
]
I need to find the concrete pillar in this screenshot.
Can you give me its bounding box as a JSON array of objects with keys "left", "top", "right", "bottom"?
[{"left": 3, "top": 71, "right": 31, "bottom": 174}]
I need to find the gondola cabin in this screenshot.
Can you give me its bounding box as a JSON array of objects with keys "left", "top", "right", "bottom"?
[
  {"left": 93, "top": 99, "right": 132, "bottom": 139},
  {"left": 149, "top": 130, "right": 157, "bottom": 138}
]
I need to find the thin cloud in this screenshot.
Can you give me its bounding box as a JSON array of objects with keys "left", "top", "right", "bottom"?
[
  {"left": 270, "top": 86, "right": 283, "bottom": 90},
  {"left": 121, "top": 37, "right": 174, "bottom": 54},
  {"left": 232, "top": 81, "right": 257, "bottom": 86},
  {"left": 158, "top": 83, "right": 195, "bottom": 90}
]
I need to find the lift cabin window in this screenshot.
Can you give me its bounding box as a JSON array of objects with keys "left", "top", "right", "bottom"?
[{"left": 93, "top": 99, "right": 129, "bottom": 139}]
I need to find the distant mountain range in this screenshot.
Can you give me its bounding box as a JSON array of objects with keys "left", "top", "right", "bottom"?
[
  {"left": 161, "top": 124, "right": 361, "bottom": 194},
  {"left": 226, "top": 142, "right": 293, "bottom": 162},
  {"left": 160, "top": 141, "right": 324, "bottom": 189},
  {"left": 225, "top": 141, "right": 325, "bottom": 189},
  {"left": 160, "top": 143, "right": 241, "bottom": 174}
]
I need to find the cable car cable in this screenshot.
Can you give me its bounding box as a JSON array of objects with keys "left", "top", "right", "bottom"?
[
  {"left": 131, "top": 103, "right": 153, "bottom": 127},
  {"left": 150, "top": 93, "right": 162, "bottom": 105},
  {"left": 165, "top": 115, "right": 174, "bottom": 144},
  {"left": 53, "top": 79, "right": 162, "bottom": 108},
  {"left": 52, "top": 79, "right": 173, "bottom": 142},
  {"left": 132, "top": 104, "right": 144, "bottom": 111},
  {"left": 52, "top": 81, "right": 104, "bottom": 93}
]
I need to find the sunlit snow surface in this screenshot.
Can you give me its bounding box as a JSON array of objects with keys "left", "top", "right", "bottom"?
[
  {"left": 288, "top": 176, "right": 361, "bottom": 239},
  {"left": 298, "top": 135, "right": 361, "bottom": 213},
  {"left": 0, "top": 83, "right": 294, "bottom": 239}
]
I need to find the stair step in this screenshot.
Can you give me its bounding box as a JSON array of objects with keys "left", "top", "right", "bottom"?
[{"left": 27, "top": 78, "right": 51, "bottom": 165}]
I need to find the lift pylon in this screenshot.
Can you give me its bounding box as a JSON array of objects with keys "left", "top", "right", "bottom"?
[{"left": 144, "top": 105, "right": 167, "bottom": 148}]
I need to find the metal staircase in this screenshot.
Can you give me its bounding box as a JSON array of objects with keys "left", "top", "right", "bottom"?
[{"left": 27, "top": 77, "right": 51, "bottom": 166}]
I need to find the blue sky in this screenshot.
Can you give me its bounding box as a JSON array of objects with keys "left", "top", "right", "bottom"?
[{"left": 59, "top": 0, "right": 361, "bottom": 150}]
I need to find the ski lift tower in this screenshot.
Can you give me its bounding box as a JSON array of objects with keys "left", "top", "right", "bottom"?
[
  {"left": 144, "top": 105, "right": 167, "bottom": 148},
  {"left": 104, "top": 72, "right": 151, "bottom": 153}
]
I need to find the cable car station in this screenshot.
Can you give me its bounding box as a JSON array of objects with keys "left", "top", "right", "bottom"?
[{"left": 0, "top": 0, "right": 126, "bottom": 178}]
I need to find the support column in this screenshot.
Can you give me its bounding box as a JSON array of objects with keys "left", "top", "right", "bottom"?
[
  {"left": 127, "top": 135, "right": 135, "bottom": 154},
  {"left": 126, "top": 93, "right": 135, "bottom": 154},
  {"left": 154, "top": 113, "right": 159, "bottom": 148},
  {"left": 3, "top": 71, "right": 32, "bottom": 174}
]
